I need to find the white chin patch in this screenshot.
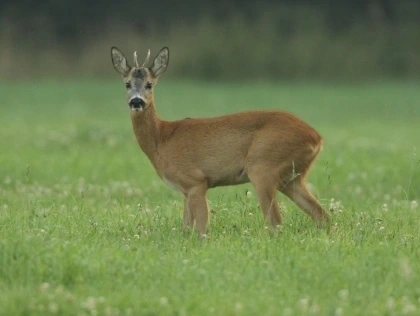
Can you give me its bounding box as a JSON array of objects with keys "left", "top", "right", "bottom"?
[{"left": 131, "top": 107, "right": 143, "bottom": 112}]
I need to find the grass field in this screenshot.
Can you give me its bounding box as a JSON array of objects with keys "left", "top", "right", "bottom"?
[{"left": 0, "top": 80, "right": 419, "bottom": 315}]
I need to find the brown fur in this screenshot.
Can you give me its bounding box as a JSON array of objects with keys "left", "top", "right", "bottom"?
[{"left": 111, "top": 47, "right": 330, "bottom": 236}]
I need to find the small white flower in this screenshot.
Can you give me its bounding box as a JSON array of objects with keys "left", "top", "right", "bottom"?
[
  {"left": 402, "top": 304, "right": 416, "bottom": 314},
  {"left": 82, "top": 296, "right": 97, "bottom": 310},
  {"left": 48, "top": 303, "right": 58, "bottom": 314},
  {"left": 39, "top": 283, "right": 50, "bottom": 292},
  {"left": 338, "top": 289, "right": 349, "bottom": 300},
  {"left": 329, "top": 198, "right": 344, "bottom": 212},
  {"left": 234, "top": 302, "right": 243, "bottom": 312},
  {"left": 299, "top": 297, "right": 309, "bottom": 310},
  {"left": 354, "top": 186, "right": 363, "bottom": 195},
  {"left": 400, "top": 258, "right": 412, "bottom": 279},
  {"left": 386, "top": 297, "right": 395, "bottom": 310},
  {"left": 347, "top": 173, "right": 356, "bottom": 181},
  {"left": 310, "top": 304, "right": 320, "bottom": 314}
]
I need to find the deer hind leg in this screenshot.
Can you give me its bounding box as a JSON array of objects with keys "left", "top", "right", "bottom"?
[
  {"left": 281, "top": 178, "right": 330, "bottom": 223},
  {"left": 279, "top": 145, "right": 330, "bottom": 223},
  {"left": 186, "top": 185, "right": 209, "bottom": 236},
  {"left": 248, "top": 170, "right": 282, "bottom": 227}
]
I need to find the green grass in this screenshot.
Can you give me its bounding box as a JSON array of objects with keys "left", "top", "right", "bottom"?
[{"left": 0, "top": 80, "right": 419, "bottom": 315}]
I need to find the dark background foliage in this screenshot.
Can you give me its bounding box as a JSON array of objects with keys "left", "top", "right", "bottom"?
[{"left": 1, "top": 0, "right": 419, "bottom": 80}]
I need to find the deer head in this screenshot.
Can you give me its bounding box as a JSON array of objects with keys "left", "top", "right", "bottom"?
[{"left": 111, "top": 47, "right": 169, "bottom": 111}]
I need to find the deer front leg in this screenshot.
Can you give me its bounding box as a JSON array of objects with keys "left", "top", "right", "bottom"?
[
  {"left": 183, "top": 193, "right": 195, "bottom": 230},
  {"left": 186, "top": 185, "right": 209, "bottom": 236}
]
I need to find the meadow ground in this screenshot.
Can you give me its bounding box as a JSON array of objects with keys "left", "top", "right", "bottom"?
[{"left": 0, "top": 80, "right": 419, "bottom": 315}]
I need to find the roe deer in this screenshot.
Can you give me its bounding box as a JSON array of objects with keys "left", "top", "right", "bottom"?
[{"left": 111, "top": 46, "right": 330, "bottom": 236}]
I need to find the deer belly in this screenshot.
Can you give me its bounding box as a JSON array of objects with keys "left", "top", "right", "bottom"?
[{"left": 208, "top": 168, "right": 249, "bottom": 188}]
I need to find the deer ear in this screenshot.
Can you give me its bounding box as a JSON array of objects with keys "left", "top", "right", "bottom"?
[
  {"left": 111, "top": 47, "right": 130, "bottom": 76},
  {"left": 150, "top": 47, "right": 169, "bottom": 78}
]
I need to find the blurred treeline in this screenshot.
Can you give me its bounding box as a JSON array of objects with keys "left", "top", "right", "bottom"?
[{"left": 1, "top": 0, "right": 420, "bottom": 80}]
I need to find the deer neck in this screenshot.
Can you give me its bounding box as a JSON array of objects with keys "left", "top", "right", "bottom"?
[{"left": 130, "top": 101, "right": 162, "bottom": 169}]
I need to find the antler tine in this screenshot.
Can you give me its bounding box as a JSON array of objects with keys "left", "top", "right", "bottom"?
[
  {"left": 133, "top": 51, "right": 139, "bottom": 68},
  {"left": 142, "top": 49, "right": 151, "bottom": 67}
]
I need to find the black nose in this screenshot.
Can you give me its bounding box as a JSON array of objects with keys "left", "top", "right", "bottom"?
[{"left": 129, "top": 98, "right": 146, "bottom": 108}]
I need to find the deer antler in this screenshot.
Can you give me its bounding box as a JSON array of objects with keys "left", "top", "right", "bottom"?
[
  {"left": 142, "top": 49, "right": 151, "bottom": 67},
  {"left": 133, "top": 51, "right": 139, "bottom": 68}
]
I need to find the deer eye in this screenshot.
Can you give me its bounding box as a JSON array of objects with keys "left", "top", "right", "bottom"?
[
  {"left": 145, "top": 82, "right": 152, "bottom": 90},
  {"left": 125, "top": 82, "right": 132, "bottom": 89}
]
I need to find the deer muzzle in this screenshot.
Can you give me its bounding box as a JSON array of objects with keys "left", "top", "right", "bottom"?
[{"left": 129, "top": 97, "right": 146, "bottom": 111}]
